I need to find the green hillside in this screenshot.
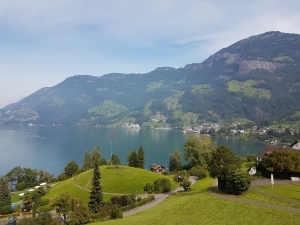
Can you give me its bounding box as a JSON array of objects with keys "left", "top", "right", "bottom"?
[{"left": 2, "top": 31, "right": 300, "bottom": 125}]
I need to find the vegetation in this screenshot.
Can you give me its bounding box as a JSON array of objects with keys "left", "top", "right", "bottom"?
[
  {"left": 168, "top": 150, "right": 182, "bottom": 172},
  {"left": 184, "top": 135, "right": 216, "bottom": 168},
  {"left": 153, "top": 178, "right": 171, "bottom": 193},
  {"left": 0, "top": 176, "right": 11, "bottom": 211},
  {"left": 173, "top": 170, "right": 191, "bottom": 191},
  {"left": 227, "top": 79, "right": 271, "bottom": 99},
  {"left": 88, "top": 177, "right": 300, "bottom": 225},
  {"left": 5, "top": 166, "right": 55, "bottom": 191},
  {"left": 257, "top": 150, "right": 300, "bottom": 178},
  {"left": 127, "top": 146, "right": 145, "bottom": 169},
  {"left": 208, "top": 145, "right": 244, "bottom": 194},
  {"left": 88, "top": 162, "right": 103, "bottom": 213}
]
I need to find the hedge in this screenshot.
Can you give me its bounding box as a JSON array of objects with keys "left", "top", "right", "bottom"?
[{"left": 121, "top": 195, "right": 154, "bottom": 212}]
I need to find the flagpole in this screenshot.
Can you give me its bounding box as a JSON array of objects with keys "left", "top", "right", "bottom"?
[{"left": 110, "top": 133, "right": 113, "bottom": 167}]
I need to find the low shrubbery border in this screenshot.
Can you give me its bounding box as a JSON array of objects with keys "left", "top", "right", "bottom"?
[{"left": 121, "top": 195, "right": 154, "bottom": 212}]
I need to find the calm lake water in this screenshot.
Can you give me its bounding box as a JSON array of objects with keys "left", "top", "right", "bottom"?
[{"left": 0, "top": 126, "right": 265, "bottom": 176}]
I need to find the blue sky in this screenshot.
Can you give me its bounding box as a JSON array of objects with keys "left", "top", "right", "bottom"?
[{"left": 1, "top": 0, "right": 300, "bottom": 108}]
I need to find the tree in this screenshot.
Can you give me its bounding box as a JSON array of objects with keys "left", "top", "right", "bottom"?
[
  {"left": 51, "top": 193, "right": 72, "bottom": 223},
  {"left": 173, "top": 170, "right": 191, "bottom": 191},
  {"left": 5, "top": 166, "right": 24, "bottom": 187},
  {"left": 208, "top": 145, "right": 241, "bottom": 180},
  {"left": 64, "top": 160, "right": 80, "bottom": 178},
  {"left": 184, "top": 135, "right": 216, "bottom": 167},
  {"left": 127, "top": 150, "right": 138, "bottom": 167},
  {"left": 127, "top": 146, "right": 145, "bottom": 168},
  {"left": 169, "top": 150, "right": 182, "bottom": 172},
  {"left": 208, "top": 145, "right": 242, "bottom": 192},
  {"left": 137, "top": 146, "right": 145, "bottom": 168},
  {"left": 88, "top": 162, "right": 103, "bottom": 213},
  {"left": 81, "top": 150, "right": 92, "bottom": 171},
  {"left": 0, "top": 176, "right": 11, "bottom": 209},
  {"left": 111, "top": 154, "right": 121, "bottom": 166},
  {"left": 69, "top": 200, "right": 92, "bottom": 225},
  {"left": 91, "top": 146, "right": 101, "bottom": 166},
  {"left": 37, "top": 170, "right": 54, "bottom": 183},
  {"left": 257, "top": 150, "right": 300, "bottom": 178},
  {"left": 17, "top": 167, "right": 38, "bottom": 189}
]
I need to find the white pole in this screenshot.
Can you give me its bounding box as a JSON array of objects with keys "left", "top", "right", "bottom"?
[{"left": 111, "top": 136, "right": 112, "bottom": 167}]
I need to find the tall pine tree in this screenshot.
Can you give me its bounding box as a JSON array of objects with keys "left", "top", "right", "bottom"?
[
  {"left": 88, "top": 161, "right": 103, "bottom": 213},
  {"left": 0, "top": 176, "right": 11, "bottom": 209},
  {"left": 137, "top": 146, "right": 145, "bottom": 169}
]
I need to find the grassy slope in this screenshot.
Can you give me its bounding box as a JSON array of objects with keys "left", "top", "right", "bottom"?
[
  {"left": 227, "top": 79, "right": 271, "bottom": 99},
  {"left": 42, "top": 166, "right": 179, "bottom": 205},
  {"left": 76, "top": 166, "right": 178, "bottom": 194},
  {"left": 254, "top": 184, "right": 300, "bottom": 202},
  {"left": 91, "top": 177, "right": 299, "bottom": 225}
]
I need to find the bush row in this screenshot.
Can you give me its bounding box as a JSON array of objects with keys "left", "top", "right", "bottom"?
[{"left": 121, "top": 195, "right": 154, "bottom": 212}]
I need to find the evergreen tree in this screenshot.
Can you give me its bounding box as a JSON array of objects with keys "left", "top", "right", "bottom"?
[
  {"left": 137, "top": 146, "right": 145, "bottom": 168},
  {"left": 111, "top": 154, "right": 121, "bottom": 166},
  {"left": 81, "top": 150, "right": 92, "bottom": 171},
  {"left": 88, "top": 162, "right": 103, "bottom": 213},
  {"left": 127, "top": 150, "right": 138, "bottom": 167},
  {"left": 0, "top": 176, "right": 11, "bottom": 209},
  {"left": 91, "top": 146, "right": 101, "bottom": 166}
]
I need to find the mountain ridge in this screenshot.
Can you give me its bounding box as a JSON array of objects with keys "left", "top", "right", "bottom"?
[{"left": 1, "top": 31, "right": 300, "bottom": 126}]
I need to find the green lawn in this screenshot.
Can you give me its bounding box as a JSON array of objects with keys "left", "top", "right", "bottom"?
[
  {"left": 76, "top": 166, "right": 178, "bottom": 194},
  {"left": 234, "top": 189, "right": 300, "bottom": 209},
  {"left": 253, "top": 184, "right": 300, "bottom": 202},
  {"left": 91, "top": 177, "right": 299, "bottom": 225}
]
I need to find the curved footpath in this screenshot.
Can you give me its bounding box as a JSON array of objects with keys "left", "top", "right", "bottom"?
[{"left": 123, "top": 176, "right": 198, "bottom": 217}]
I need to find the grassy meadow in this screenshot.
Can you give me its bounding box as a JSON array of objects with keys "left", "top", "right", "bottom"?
[
  {"left": 227, "top": 79, "right": 271, "bottom": 99},
  {"left": 76, "top": 166, "right": 179, "bottom": 194},
  {"left": 91, "top": 176, "right": 300, "bottom": 225},
  {"left": 11, "top": 166, "right": 300, "bottom": 225}
]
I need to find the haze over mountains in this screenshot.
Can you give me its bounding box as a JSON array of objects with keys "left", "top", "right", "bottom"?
[{"left": 1, "top": 31, "right": 300, "bottom": 126}]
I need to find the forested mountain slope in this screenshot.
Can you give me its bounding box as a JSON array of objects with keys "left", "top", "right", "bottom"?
[{"left": 1, "top": 31, "right": 300, "bottom": 126}]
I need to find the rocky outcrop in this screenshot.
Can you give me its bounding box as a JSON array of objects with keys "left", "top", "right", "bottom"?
[{"left": 238, "top": 60, "right": 284, "bottom": 73}]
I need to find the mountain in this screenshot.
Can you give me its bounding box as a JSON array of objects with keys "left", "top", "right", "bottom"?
[{"left": 1, "top": 31, "right": 300, "bottom": 126}]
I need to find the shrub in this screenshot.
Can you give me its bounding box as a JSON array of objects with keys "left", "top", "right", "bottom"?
[
  {"left": 189, "top": 166, "right": 207, "bottom": 180},
  {"left": 143, "top": 182, "right": 153, "bottom": 192},
  {"left": 0, "top": 205, "right": 13, "bottom": 214},
  {"left": 110, "top": 204, "right": 123, "bottom": 219},
  {"left": 162, "top": 171, "right": 170, "bottom": 175},
  {"left": 246, "top": 154, "right": 256, "bottom": 162},
  {"left": 153, "top": 178, "right": 171, "bottom": 193},
  {"left": 98, "top": 205, "right": 111, "bottom": 220},
  {"left": 121, "top": 195, "right": 154, "bottom": 212},
  {"left": 228, "top": 173, "right": 251, "bottom": 195},
  {"left": 110, "top": 195, "right": 136, "bottom": 207},
  {"left": 39, "top": 199, "right": 50, "bottom": 207},
  {"left": 218, "top": 172, "right": 251, "bottom": 195}
]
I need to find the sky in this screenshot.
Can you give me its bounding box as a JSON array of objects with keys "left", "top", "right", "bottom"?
[{"left": 1, "top": 0, "right": 300, "bottom": 108}]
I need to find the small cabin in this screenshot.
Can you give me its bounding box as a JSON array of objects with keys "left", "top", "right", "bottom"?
[{"left": 150, "top": 164, "right": 165, "bottom": 173}]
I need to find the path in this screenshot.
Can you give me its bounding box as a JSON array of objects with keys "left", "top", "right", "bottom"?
[
  {"left": 208, "top": 179, "right": 300, "bottom": 214},
  {"left": 123, "top": 176, "right": 197, "bottom": 217},
  {"left": 73, "top": 174, "right": 197, "bottom": 217}
]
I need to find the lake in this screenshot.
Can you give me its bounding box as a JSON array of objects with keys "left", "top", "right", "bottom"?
[{"left": 0, "top": 126, "right": 265, "bottom": 176}]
